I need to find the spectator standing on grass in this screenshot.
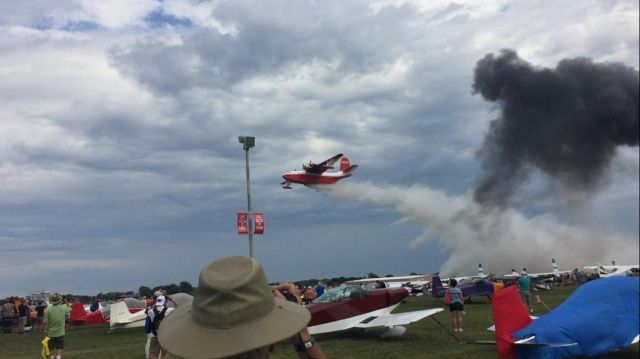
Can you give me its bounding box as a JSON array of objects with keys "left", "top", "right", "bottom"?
[
  {"left": 44, "top": 293, "right": 71, "bottom": 359},
  {"left": 35, "top": 302, "right": 46, "bottom": 333},
  {"left": 158, "top": 256, "right": 328, "bottom": 359},
  {"left": 517, "top": 272, "right": 533, "bottom": 313},
  {"left": 17, "top": 299, "right": 30, "bottom": 334},
  {"left": 447, "top": 279, "right": 465, "bottom": 333},
  {"left": 145, "top": 295, "right": 174, "bottom": 359}
]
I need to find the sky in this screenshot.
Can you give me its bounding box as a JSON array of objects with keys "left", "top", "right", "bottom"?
[{"left": 0, "top": 0, "right": 638, "bottom": 298}]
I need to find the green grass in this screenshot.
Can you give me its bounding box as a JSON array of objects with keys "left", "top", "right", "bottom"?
[{"left": 0, "top": 285, "right": 637, "bottom": 358}]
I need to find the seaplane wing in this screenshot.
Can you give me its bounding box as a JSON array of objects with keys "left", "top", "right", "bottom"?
[
  {"left": 354, "top": 308, "right": 443, "bottom": 328},
  {"left": 302, "top": 153, "right": 343, "bottom": 174}
]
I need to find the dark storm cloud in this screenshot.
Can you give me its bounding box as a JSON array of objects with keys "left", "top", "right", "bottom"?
[{"left": 472, "top": 49, "right": 639, "bottom": 206}]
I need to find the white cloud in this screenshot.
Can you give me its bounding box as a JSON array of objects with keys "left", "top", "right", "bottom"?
[{"left": 0, "top": 0, "right": 636, "bottom": 297}]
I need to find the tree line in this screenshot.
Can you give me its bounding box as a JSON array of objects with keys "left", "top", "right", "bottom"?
[{"left": 1, "top": 273, "right": 415, "bottom": 305}]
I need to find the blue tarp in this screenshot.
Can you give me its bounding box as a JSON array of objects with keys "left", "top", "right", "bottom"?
[{"left": 513, "top": 276, "right": 639, "bottom": 359}]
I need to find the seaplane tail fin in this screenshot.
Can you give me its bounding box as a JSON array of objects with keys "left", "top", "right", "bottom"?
[
  {"left": 492, "top": 285, "right": 533, "bottom": 358},
  {"left": 339, "top": 156, "right": 350, "bottom": 171}
]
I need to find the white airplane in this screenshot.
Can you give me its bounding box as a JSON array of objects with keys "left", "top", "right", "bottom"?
[
  {"left": 504, "top": 257, "right": 571, "bottom": 279},
  {"left": 451, "top": 263, "right": 488, "bottom": 282},
  {"left": 109, "top": 293, "right": 193, "bottom": 331},
  {"left": 503, "top": 258, "right": 572, "bottom": 290},
  {"left": 346, "top": 274, "right": 432, "bottom": 286},
  {"left": 584, "top": 262, "right": 639, "bottom": 278},
  {"left": 345, "top": 274, "right": 433, "bottom": 294}
]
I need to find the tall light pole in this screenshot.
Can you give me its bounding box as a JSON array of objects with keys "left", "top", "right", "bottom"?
[{"left": 238, "top": 136, "right": 255, "bottom": 257}]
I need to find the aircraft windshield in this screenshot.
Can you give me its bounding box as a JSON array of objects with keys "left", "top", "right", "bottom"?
[{"left": 314, "top": 285, "right": 369, "bottom": 303}]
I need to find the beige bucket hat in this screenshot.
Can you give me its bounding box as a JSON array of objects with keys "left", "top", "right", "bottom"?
[
  {"left": 158, "top": 256, "right": 310, "bottom": 359},
  {"left": 50, "top": 293, "right": 62, "bottom": 304}
]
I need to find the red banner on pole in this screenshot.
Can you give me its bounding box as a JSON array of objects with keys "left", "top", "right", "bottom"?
[
  {"left": 237, "top": 213, "right": 248, "bottom": 234},
  {"left": 254, "top": 213, "right": 264, "bottom": 234}
]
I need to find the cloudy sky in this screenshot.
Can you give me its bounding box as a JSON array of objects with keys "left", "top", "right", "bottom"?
[{"left": 1, "top": 0, "right": 638, "bottom": 298}]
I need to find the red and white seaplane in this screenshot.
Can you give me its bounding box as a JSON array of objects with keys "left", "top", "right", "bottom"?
[
  {"left": 281, "top": 153, "right": 358, "bottom": 189},
  {"left": 306, "top": 284, "right": 442, "bottom": 337}
]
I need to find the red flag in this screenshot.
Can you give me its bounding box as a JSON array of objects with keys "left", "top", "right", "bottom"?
[
  {"left": 253, "top": 213, "right": 264, "bottom": 234},
  {"left": 237, "top": 213, "right": 248, "bottom": 234}
]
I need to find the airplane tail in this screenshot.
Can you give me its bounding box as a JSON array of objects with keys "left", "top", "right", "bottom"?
[
  {"left": 109, "top": 301, "right": 133, "bottom": 326},
  {"left": 70, "top": 302, "right": 87, "bottom": 324},
  {"left": 552, "top": 257, "right": 559, "bottom": 275},
  {"left": 340, "top": 156, "right": 350, "bottom": 171},
  {"left": 478, "top": 263, "right": 485, "bottom": 277},
  {"left": 492, "top": 285, "right": 533, "bottom": 358},
  {"left": 342, "top": 164, "right": 358, "bottom": 175},
  {"left": 431, "top": 275, "right": 444, "bottom": 297}
]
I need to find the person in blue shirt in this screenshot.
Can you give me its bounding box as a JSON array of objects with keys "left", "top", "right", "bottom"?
[{"left": 447, "top": 279, "right": 465, "bottom": 332}]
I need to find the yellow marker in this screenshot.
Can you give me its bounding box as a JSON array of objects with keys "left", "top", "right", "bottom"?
[{"left": 40, "top": 336, "right": 50, "bottom": 359}]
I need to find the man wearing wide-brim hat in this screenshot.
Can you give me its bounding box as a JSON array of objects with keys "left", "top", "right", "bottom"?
[
  {"left": 159, "top": 256, "right": 328, "bottom": 359},
  {"left": 44, "top": 293, "right": 71, "bottom": 359}
]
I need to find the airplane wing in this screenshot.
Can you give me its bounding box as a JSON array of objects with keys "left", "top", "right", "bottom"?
[
  {"left": 346, "top": 274, "right": 433, "bottom": 285},
  {"left": 303, "top": 153, "right": 343, "bottom": 174},
  {"left": 354, "top": 308, "right": 443, "bottom": 329}
]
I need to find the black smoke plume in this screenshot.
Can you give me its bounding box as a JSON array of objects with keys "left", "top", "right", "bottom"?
[{"left": 472, "top": 49, "right": 639, "bottom": 207}]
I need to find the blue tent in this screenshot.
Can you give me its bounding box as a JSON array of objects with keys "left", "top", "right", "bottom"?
[{"left": 513, "top": 276, "right": 639, "bottom": 359}]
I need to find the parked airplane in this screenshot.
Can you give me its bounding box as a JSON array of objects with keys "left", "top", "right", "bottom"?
[
  {"left": 110, "top": 293, "right": 193, "bottom": 331},
  {"left": 430, "top": 274, "right": 496, "bottom": 301},
  {"left": 281, "top": 153, "right": 358, "bottom": 189},
  {"left": 305, "top": 284, "right": 442, "bottom": 336},
  {"left": 504, "top": 257, "right": 572, "bottom": 281},
  {"left": 70, "top": 297, "right": 150, "bottom": 326},
  {"left": 584, "top": 262, "right": 639, "bottom": 278},
  {"left": 491, "top": 276, "right": 639, "bottom": 358},
  {"left": 448, "top": 263, "right": 488, "bottom": 282}
]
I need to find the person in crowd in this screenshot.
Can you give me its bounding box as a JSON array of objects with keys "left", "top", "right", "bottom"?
[
  {"left": 304, "top": 286, "right": 316, "bottom": 305},
  {"left": 17, "top": 299, "right": 30, "bottom": 334},
  {"left": 145, "top": 295, "right": 174, "bottom": 359},
  {"left": 516, "top": 271, "right": 533, "bottom": 313},
  {"left": 44, "top": 293, "right": 71, "bottom": 359},
  {"left": 158, "top": 256, "right": 328, "bottom": 359},
  {"left": 35, "top": 302, "right": 46, "bottom": 333},
  {"left": 447, "top": 279, "right": 465, "bottom": 332}
]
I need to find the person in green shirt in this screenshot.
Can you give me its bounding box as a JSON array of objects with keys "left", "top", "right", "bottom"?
[
  {"left": 44, "top": 294, "right": 71, "bottom": 359},
  {"left": 516, "top": 273, "right": 533, "bottom": 313}
]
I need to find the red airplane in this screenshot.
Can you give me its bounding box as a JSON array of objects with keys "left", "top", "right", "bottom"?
[
  {"left": 69, "top": 297, "right": 151, "bottom": 326},
  {"left": 305, "top": 284, "right": 442, "bottom": 336},
  {"left": 281, "top": 153, "right": 358, "bottom": 189}
]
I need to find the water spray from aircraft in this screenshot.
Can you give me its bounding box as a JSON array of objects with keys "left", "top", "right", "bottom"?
[
  {"left": 317, "top": 51, "right": 638, "bottom": 275},
  {"left": 326, "top": 182, "right": 637, "bottom": 276}
]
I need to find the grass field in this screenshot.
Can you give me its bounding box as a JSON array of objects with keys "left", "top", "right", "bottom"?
[{"left": 0, "top": 285, "right": 637, "bottom": 358}]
